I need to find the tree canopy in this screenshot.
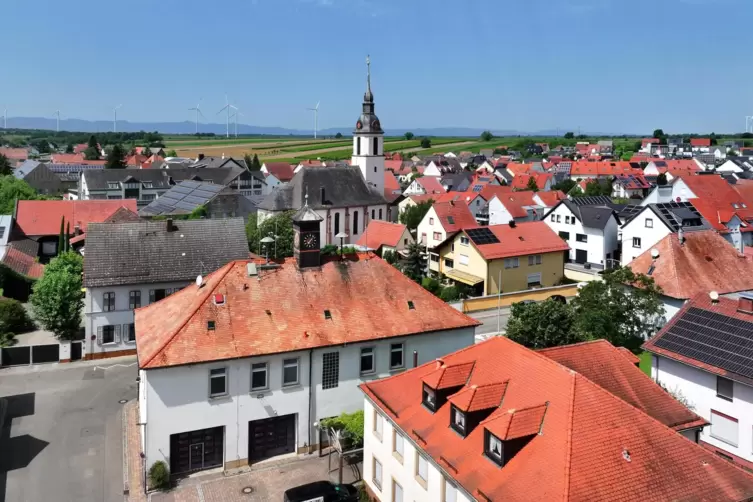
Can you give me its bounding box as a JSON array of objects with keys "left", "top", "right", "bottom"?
[
  {"left": 480, "top": 130, "right": 494, "bottom": 142},
  {"left": 507, "top": 298, "right": 581, "bottom": 349},
  {"left": 402, "top": 242, "right": 426, "bottom": 282},
  {"left": 335, "top": 132, "right": 343, "bottom": 139},
  {"left": 399, "top": 200, "right": 433, "bottom": 232},
  {"left": 246, "top": 211, "right": 295, "bottom": 259},
  {"left": 404, "top": 132, "right": 414, "bottom": 140},
  {"left": 552, "top": 178, "right": 576, "bottom": 193},
  {"left": 29, "top": 252, "right": 84, "bottom": 341},
  {"left": 420, "top": 137, "right": 431, "bottom": 149},
  {"left": 105, "top": 144, "right": 127, "bottom": 169},
  {"left": 525, "top": 176, "right": 539, "bottom": 192},
  {"left": 0, "top": 176, "right": 43, "bottom": 213},
  {"left": 83, "top": 146, "right": 100, "bottom": 160},
  {"left": 564, "top": 132, "right": 575, "bottom": 139},
  {"left": 0, "top": 154, "right": 12, "bottom": 176}
]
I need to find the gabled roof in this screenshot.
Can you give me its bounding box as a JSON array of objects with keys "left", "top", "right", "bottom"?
[
  {"left": 534, "top": 190, "right": 566, "bottom": 207},
  {"left": 83, "top": 218, "right": 250, "bottom": 288},
  {"left": 416, "top": 176, "right": 445, "bottom": 194},
  {"left": 263, "top": 162, "right": 295, "bottom": 182},
  {"left": 509, "top": 172, "right": 552, "bottom": 190},
  {"left": 1, "top": 246, "right": 44, "bottom": 279},
  {"left": 690, "top": 138, "right": 711, "bottom": 147},
  {"left": 550, "top": 199, "right": 619, "bottom": 230},
  {"left": 356, "top": 221, "right": 408, "bottom": 249},
  {"left": 462, "top": 222, "right": 569, "bottom": 260},
  {"left": 15, "top": 200, "right": 138, "bottom": 236},
  {"left": 82, "top": 167, "right": 245, "bottom": 190},
  {"left": 613, "top": 173, "right": 651, "bottom": 190},
  {"left": 539, "top": 340, "right": 707, "bottom": 431},
  {"left": 629, "top": 230, "right": 753, "bottom": 299},
  {"left": 138, "top": 180, "right": 227, "bottom": 217},
  {"left": 678, "top": 174, "right": 753, "bottom": 231},
  {"left": 479, "top": 184, "right": 514, "bottom": 202},
  {"left": 135, "top": 254, "right": 480, "bottom": 369},
  {"left": 623, "top": 202, "right": 709, "bottom": 233},
  {"left": 489, "top": 191, "right": 538, "bottom": 219},
  {"left": 432, "top": 201, "right": 477, "bottom": 233},
  {"left": 361, "top": 336, "right": 753, "bottom": 501},
  {"left": 0, "top": 147, "right": 29, "bottom": 160}
]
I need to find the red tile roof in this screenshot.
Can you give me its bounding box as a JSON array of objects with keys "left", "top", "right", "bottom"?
[
  {"left": 432, "top": 201, "right": 477, "bottom": 233},
  {"left": 361, "top": 336, "right": 753, "bottom": 501},
  {"left": 534, "top": 190, "right": 566, "bottom": 207},
  {"left": 479, "top": 185, "right": 514, "bottom": 203},
  {"left": 416, "top": 176, "right": 445, "bottom": 194},
  {"left": 679, "top": 174, "right": 753, "bottom": 231},
  {"left": 614, "top": 173, "right": 651, "bottom": 190},
  {"left": 539, "top": 340, "right": 707, "bottom": 431},
  {"left": 691, "top": 138, "right": 711, "bottom": 147},
  {"left": 505, "top": 163, "right": 533, "bottom": 176},
  {"left": 642, "top": 138, "right": 660, "bottom": 146},
  {"left": 135, "top": 254, "right": 480, "bottom": 369},
  {"left": 263, "top": 162, "right": 295, "bottom": 182},
  {"left": 461, "top": 221, "right": 568, "bottom": 260},
  {"left": 629, "top": 230, "right": 753, "bottom": 299},
  {"left": 15, "top": 200, "right": 138, "bottom": 236},
  {"left": 509, "top": 172, "right": 552, "bottom": 190},
  {"left": 73, "top": 144, "right": 88, "bottom": 154},
  {"left": 652, "top": 159, "right": 702, "bottom": 176},
  {"left": 570, "top": 161, "right": 637, "bottom": 177},
  {"left": 407, "top": 194, "right": 438, "bottom": 205},
  {"left": 483, "top": 403, "right": 547, "bottom": 441},
  {"left": 450, "top": 381, "right": 508, "bottom": 412},
  {"left": 356, "top": 221, "right": 408, "bottom": 249},
  {"left": 433, "top": 192, "right": 481, "bottom": 205},
  {"left": 384, "top": 159, "right": 403, "bottom": 172},
  {"left": 0, "top": 148, "right": 28, "bottom": 160},
  {"left": 1, "top": 247, "right": 44, "bottom": 279},
  {"left": 51, "top": 153, "right": 85, "bottom": 163},
  {"left": 422, "top": 361, "right": 475, "bottom": 389},
  {"left": 383, "top": 170, "right": 401, "bottom": 201},
  {"left": 489, "top": 191, "right": 538, "bottom": 219}
]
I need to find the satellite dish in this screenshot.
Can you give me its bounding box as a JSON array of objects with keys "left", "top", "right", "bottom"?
[
  {"left": 650, "top": 248, "right": 660, "bottom": 259},
  {"left": 196, "top": 275, "right": 203, "bottom": 287},
  {"left": 709, "top": 291, "right": 719, "bottom": 301}
]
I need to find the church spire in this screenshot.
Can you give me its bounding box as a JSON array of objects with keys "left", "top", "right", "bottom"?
[{"left": 364, "top": 54, "right": 373, "bottom": 103}]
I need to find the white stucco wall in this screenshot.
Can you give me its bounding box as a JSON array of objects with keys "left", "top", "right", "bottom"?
[
  {"left": 487, "top": 197, "right": 514, "bottom": 226},
  {"left": 142, "top": 327, "right": 476, "bottom": 470},
  {"left": 545, "top": 204, "right": 617, "bottom": 266},
  {"left": 620, "top": 209, "right": 672, "bottom": 265},
  {"left": 651, "top": 355, "right": 753, "bottom": 464},
  {"left": 363, "top": 398, "right": 473, "bottom": 502}
]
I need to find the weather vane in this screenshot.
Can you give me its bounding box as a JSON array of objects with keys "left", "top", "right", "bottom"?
[{"left": 366, "top": 55, "right": 371, "bottom": 90}]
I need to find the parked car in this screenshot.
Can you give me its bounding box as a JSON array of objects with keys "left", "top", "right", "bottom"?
[{"left": 283, "top": 481, "right": 359, "bottom": 502}]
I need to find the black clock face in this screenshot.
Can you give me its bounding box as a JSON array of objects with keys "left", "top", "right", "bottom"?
[
  {"left": 356, "top": 121, "right": 363, "bottom": 130},
  {"left": 303, "top": 233, "right": 317, "bottom": 249}
]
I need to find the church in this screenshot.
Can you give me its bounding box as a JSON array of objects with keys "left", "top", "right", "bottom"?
[{"left": 256, "top": 56, "right": 390, "bottom": 247}]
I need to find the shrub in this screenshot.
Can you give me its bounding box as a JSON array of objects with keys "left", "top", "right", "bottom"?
[
  {"left": 0, "top": 298, "right": 33, "bottom": 334},
  {"left": 421, "top": 277, "right": 441, "bottom": 295},
  {"left": 148, "top": 460, "right": 170, "bottom": 491},
  {"left": 0, "top": 332, "right": 16, "bottom": 347},
  {"left": 439, "top": 286, "right": 460, "bottom": 302},
  {"left": 321, "top": 410, "right": 365, "bottom": 448}
]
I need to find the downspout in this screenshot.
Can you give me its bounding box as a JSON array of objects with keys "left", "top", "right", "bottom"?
[{"left": 307, "top": 348, "right": 314, "bottom": 452}]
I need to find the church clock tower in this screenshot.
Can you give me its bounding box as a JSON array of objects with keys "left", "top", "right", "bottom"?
[{"left": 351, "top": 55, "right": 385, "bottom": 196}]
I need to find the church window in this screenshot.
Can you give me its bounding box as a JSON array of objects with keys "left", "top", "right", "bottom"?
[
  {"left": 357, "top": 138, "right": 361, "bottom": 156},
  {"left": 334, "top": 213, "right": 340, "bottom": 235},
  {"left": 353, "top": 211, "right": 359, "bottom": 234},
  {"left": 373, "top": 137, "right": 378, "bottom": 155}
]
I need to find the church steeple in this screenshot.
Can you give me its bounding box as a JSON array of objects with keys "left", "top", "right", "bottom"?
[
  {"left": 354, "top": 54, "right": 382, "bottom": 135},
  {"left": 352, "top": 55, "right": 385, "bottom": 197}
]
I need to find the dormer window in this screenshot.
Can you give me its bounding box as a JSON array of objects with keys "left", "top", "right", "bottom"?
[
  {"left": 485, "top": 430, "right": 503, "bottom": 466},
  {"left": 422, "top": 384, "right": 436, "bottom": 412},
  {"left": 451, "top": 405, "right": 466, "bottom": 436}
]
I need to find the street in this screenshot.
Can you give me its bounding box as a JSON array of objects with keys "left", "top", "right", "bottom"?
[
  {"left": 468, "top": 306, "right": 511, "bottom": 340},
  {"left": 0, "top": 357, "right": 138, "bottom": 502}
]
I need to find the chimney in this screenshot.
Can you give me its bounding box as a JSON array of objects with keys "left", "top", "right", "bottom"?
[
  {"left": 166, "top": 218, "right": 176, "bottom": 232},
  {"left": 435, "top": 358, "right": 444, "bottom": 369},
  {"left": 509, "top": 220, "right": 516, "bottom": 228},
  {"left": 198, "top": 153, "right": 205, "bottom": 161},
  {"left": 738, "top": 293, "right": 753, "bottom": 314}
]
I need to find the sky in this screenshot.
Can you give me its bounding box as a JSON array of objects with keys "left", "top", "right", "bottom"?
[{"left": 1, "top": 0, "right": 752, "bottom": 134}]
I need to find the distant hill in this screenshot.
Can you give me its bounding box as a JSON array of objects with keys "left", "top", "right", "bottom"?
[{"left": 1, "top": 116, "right": 617, "bottom": 137}]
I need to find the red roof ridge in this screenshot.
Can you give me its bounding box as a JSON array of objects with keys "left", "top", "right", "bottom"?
[
  {"left": 138, "top": 260, "right": 237, "bottom": 368},
  {"left": 562, "top": 367, "right": 577, "bottom": 500},
  {"left": 537, "top": 338, "right": 612, "bottom": 354}
]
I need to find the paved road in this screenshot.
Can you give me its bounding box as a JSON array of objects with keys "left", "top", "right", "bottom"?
[
  {"left": 468, "top": 307, "right": 512, "bottom": 340},
  {"left": 0, "top": 357, "right": 138, "bottom": 502}
]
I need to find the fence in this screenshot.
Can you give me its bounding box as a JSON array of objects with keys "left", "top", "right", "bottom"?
[
  {"left": 0, "top": 340, "right": 80, "bottom": 367},
  {"left": 459, "top": 284, "right": 580, "bottom": 313}
]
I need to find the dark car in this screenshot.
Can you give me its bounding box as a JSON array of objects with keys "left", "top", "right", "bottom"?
[{"left": 283, "top": 481, "right": 359, "bottom": 502}]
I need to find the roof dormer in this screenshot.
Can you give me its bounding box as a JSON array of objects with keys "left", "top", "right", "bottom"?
[
  {"left": 421, "top": 361, "right": 475, "bottom": 413},
  {"left": 482, "top": 403, "right": 548, "bottom": 467},
  {"left": 447, "top": 381, "right": 508, "bottom": 437}
]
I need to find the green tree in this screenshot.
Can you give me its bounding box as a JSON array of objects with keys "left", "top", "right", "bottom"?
[
  {"left": 564, "top": 132, "right": 575, "bottom": 139},
  {"left": 656, "top": 172, "right": 668, "bottom": 186},
  {"left": 420, "top": 137, "right": 431, "bottom": 149},
  {"left": 402, "top": 242, "right": 426, "bottom": 282},
  {"left": 58, "top": 217, "right": 65, "bottom": 255},
  {"left": 571, "top": 267, "right": 663, "bottom": 351},
  {"left": 0, "top": 298, "right": 34, "bottom": 334},
  {"left": 652, "top": 129, "right": 665, "bottom": 139},
  {"left": 552, "top": 179, "right": 576, "bottom": 193},
  {"left": 105, "top": 144, "right": 127, "bottom": 169},
  {"left": 246, "top": 211, "right": 295, "bottom": 258},
  {"left": 335, "top": 132, "right": 343, "bottom": 139},
  {"left": 399, "top": 200, "right": 433, "bottom": 232},
  {"left": 710, "top": 133, "right": 718, "bottom": 146},
  {"left": 166, "top": 149, "right": 178, "bottom": 157},
  {"left": 382, "top": 249, "right": 398, "bottom": 265},
  {"left": 65, "top": 222, "right": 71, "bottom": 252},
  {"left": 87, "top": 135, "right": 98, "bottom": 149},
  {"left": 0, "top": 154, "right": 12, "bottom": 176},
  {"left": 480, "top": 130, "right": 494, "bottom": 142},
  {"left": 143, "top": 146, "right": 153, "bottom": 157},
  {"left": 584, "top": 179, "right": 611, "bottom": 197},
  {"left": 65, "top": 143, "right": 74, "bottom": 154},
  {"left": 251, "top": 154, "right": 262, "bottom": 171},
  {"left": 83, "top": 146, "right": 100, "bottom": 160},
  {"left": 525, "top": 176, "right": 539, "bottom": 192},
  {"left": 0, "top": 176, "right": 42, "bottom": 213},
  {"left": 506, "top": 298, "right": 581, "bottom": 349},
  {"left": 243, "top": 153, "right": 254, "bottom": 170},
  {"left": 404, "top": 132, "right": 414, "bottom": 140},
  {"left": 29, "top": 252, "right": 84, "bottom": 341}
]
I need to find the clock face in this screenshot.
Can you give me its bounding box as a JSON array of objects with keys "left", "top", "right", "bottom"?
[
  {"left": 356, "top": 120, "right": 363, "bottom": 130},
  {"left": 302, "top": 233, "right": 317, "bottom": 249}
]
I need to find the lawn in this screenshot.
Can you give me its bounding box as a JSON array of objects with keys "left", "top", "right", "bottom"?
[{"left": 639, "top": 351, "right": 652, "bottom": 376}]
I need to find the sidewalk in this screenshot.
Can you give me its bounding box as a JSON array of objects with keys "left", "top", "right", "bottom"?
[{"left": 124, "top": 400, "right": 362, "bottom": 502}]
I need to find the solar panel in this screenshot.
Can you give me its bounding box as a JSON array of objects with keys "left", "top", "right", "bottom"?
[
  {"left": 472, "top": 185, "right": 483, "bottom": 192},
  {"left": 466, "top": 228, "right": 500, "bottom": 245},
  {"left": 139, "top": 180, "right": 225, "bottom": 216},
  {"left": 653, "top": 307, "right": 753, "bottom": 379},
  {"left": 655, "top": 161, "right": 667, "bottom": 167}
]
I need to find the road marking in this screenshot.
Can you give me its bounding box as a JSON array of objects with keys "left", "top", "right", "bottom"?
[{"left": 93, "top": 362, "right": 137, "bottom": 371}]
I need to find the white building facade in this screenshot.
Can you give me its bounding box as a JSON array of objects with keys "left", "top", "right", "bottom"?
[
  {"left": 544, "top": 202, "right": 619, "bottom": 268},
  {"left": 620, "top": 207, "right": 673, "bottom": 265}
]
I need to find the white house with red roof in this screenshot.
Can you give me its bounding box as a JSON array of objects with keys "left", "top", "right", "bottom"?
[
  {"left": 133, "top": 209, "right": 479, "bottom": 475},
  {"left": 404, "top": 176, "right": 445, "bottom": 196},
  {"left": 486, "top": 191, "right": 543, "bottom": 225},
  {"left": 356, "top": 220, "right": 414, "bottom": 257},
  {"left": 416, "top": 201, "right": 477, "bottom": 272}
]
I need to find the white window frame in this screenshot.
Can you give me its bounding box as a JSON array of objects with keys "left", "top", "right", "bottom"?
[
  {"left": 373, "top": 410, "right": 384, "bottom": 440},
  {"left": 103, "top": 292, "right": 115, "bottom": 312},
  {"left": 282, "top": 358, "right": 299, "bottom": 387},
  {"left": 443, "top": 476, "right": 458, "bottom": 502},
  {"left": 392, "top": 478, "right": 403, "bottom": 502},
  {"left": 460, "top": 235, "right": 470, "bottom": 246},
  {"left": 393, "top": 430, "right": 404, "bottom": 461},
  {"left": 390, "top": 343, "right": 405, "bottom": 370},
  {"left": 645, "top": 218, "right": 653, "bottom": 228},
  {"left": 125, "top": 323, "right": 136, "bottom": 343},
  {"left": 504, "top": 257, "right": 519, "bottom": 269},
  {"left": 209, "top": 367, "right": 228, "bottom": 398},
  {"left": 527, "top": 273, "right": 542, "bottom": 287},
  {"left": 458, "top": 254, "right": 469, "bottom": 266},
  {"left": 416, "top": 452, "right": 429, "bottom": 486},
  {"left": 250, "top": 362, "right": 269, "bottom": 391},
  {"left": 372, "top": 456, "right": 383, "bottom": 490},
  {"left": 528, "top": 254, "right": 542, "bottom": 266},
  {"left": 360, "top": 346, "right": 376, "bottom": 375},
  {"left": 632, "top": 237, "right": 642, "bottom": 248}
]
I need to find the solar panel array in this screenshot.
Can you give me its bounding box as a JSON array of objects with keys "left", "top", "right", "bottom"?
[
  {"left": 654, "top": 161, "right": 667, "bottom": 167},
  {"left": 653, "top": 307, "right": 753, "bottom": 379},
  {"left": 140, "top": 180, "right": 224, "bottom": 216},
  {"left": 654, "top": 202, "right": 702, "bottom": 231},
  {"left": 466, "top": 228, "right": 500, "bottom": 245},
  {"left": 472, "top": 184, "right": 484, "bottom": 192},
  {"left": 48, "top": 164, "right": 104, "bottom": 173},
  {"left": 569, "top": 196, "right": 613, "bottom": 207}
]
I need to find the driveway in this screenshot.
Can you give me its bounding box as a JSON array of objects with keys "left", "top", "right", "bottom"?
[
  {"left": 0, "top": 357, "right": 138, "bottom": 502},
  {"left": 468, "top": 306, "right": 511, "bottom": 340}
]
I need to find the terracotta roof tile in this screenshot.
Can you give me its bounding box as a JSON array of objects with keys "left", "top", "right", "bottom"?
[
  {"left": 1, "top": 247, "right": 44, "bottom": 279},
  {"left": 422, "top": 361, "right": 475, "bottom": 389},
  {"left": 15, "top": 200, "right": 138, "bottom": 236},
  {"left": 535, "top": 190, "right": 567, "bottom": 207},
  {"left": 461, "top": 221, "right": 569, "bottom": 260},
  {"left": 360, "top": 336, "right": 753, "bottom": 500},
  {"left": 432, "top": 201, "right": 477, "bottom": 233},
  {"left": 416, "top": 176, "right": 445, "bottom": 194},
  {"left": 0, "top": 148, "right": 28, "bottom": 160},
  {"left": 356, "top": 221, "right": 407, "bottom": 249},
  {"left": 263, "top": 162, "right": 295, "bottom": 182},
  {"left": 449, "top": 381, "right": 508, "bottom": 412},
  {"left": 691, "top": 138, "right": 711, "bottom": 147},
  {"left": 479, "top": 185, "right": 514, "bottom": 202},
  {"left": 135, "top": 254, "right": 480, "bottom": 369},
  {"left": 483, "top": 403, "right": 548, "bottom": 441},
  {"left": 510, "top": 172, "right": 553, "bottom": 190}
]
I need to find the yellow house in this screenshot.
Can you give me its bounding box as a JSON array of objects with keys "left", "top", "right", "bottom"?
[{"left": 436, "top": 221, "right": 569, "bottom": 296}]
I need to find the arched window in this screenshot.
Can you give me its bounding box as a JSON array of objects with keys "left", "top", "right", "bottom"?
[
  {"left": 356, "top": 138, "right": 361, "bottom": 155},
  {"left": 373, "top": 137, "right": 378, "bottom": 155},
  {"left": 371, "top": 209, "right": 375, "bottom": 219},
  {"left": 379, "top": 208, "right": 383, "bottom": 219},
  {"left": 353, "top": 211, "right": 359, "bottom": 234},
  {"left": 334, "top": 212, "right": 340, "bottom": 235}
]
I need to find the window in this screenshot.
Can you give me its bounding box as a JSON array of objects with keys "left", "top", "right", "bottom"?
[
  {"left": 443, "top": 477, "right": 458, "bottom": 502},
  {"left": 451, "top": 406, "right": 466, "bottom": 435},
  {"left": 431, "top": 254, "right": 439, "bottom": 263},
  {"left": 556, "top": 215, "right": 561, "bottom": 223},
  {"left": 251, "top": 362, "right": 268, "bottom": 391},
  {"left": 390, "top": 343, "right": 404, "bottom": 370},
  {"left": 41, "top": 241, "right": 57, "bottom": 255},
  {"left": 422, "top": 384, "right": 436, "bottom": 411},
  {"left": 416, "top": 453, "right": 428, "bottom": 486},
  {"left": 374, "top": 410, "right": 384, "bottom": 439},
  {"left": 207, "top": 320, "right": 216, "bottom": 330},
  {"left": 393, "top": 430, "right": 404, "bottom": 461},
  {"left": 372, "top": 209, "right": 375, "bottom": 219},
  {"left": 504, "top": 257, "right": 519, "bottom": 269},
  {"left": 485, "top": 430, "right": 503, "bottom": 464},
  {"left": 0, "top": 227, "right": 5, "bottom": 239},
  {"left": 126, "top": 323, "right": 136, "bottom": 342},
  {"left": 527, "top": 273, "right": 542, "bottom": 287},
  {"left": 458, "top": 254, "right": 469, "bottom": 266},
  {"left": 421, "top": 233, "right": 427, "bottom": 244},
  {"left": 433, "top": 232, "right": 441, "bottom": 240},
  {"left": 322, "top": 352, "right": 340, "bottom": 389},
  {"left": 565, "top": 216, "right": 570, "bottom": 224},
  {"left": 392, "top": 479, "right": 403, "bottom": 502},
  {"left": 209, "top": 368, "right": 227, "bottom": 397},
  {"left": 334, "top": 212, "right": 340, "bottom": 235},
  {"left": 710, "top": 410, "right": 738, "bottom": 447},
  {"left": 373, "top": 137, "right": 379, "bottom": 155},
  {"left": 444, "top": 258, "right": 454, "bottom": 268},
  {"left": 282, "top": 358, "right": 299, "bottom": 386},
  {"left": 528, "top": 255, "right": 542, "bottom": 266},
  {"left": 632, "top": 237, "right": 642, "bottom": 248},
  {"left": 460, "top": 236, "right": 469, "bottom": 246},
  {"left": 645, "top": 218, "right": 653, "bottom": 228},
  {"left": 107, "top": 182, "right": 119, "bottom": 189},
  {"left": 129, "top": 291, "right": 141, "bottom": 309},
  {"left": 372, "top": 457, "right": 382, "bottom": 490},
  {"left": 360, "top": 347, "right": 375, "bottom": 375},
  {"left": 550, "top": 215, "right": 555, "bottom": 222},
  {"left": 576, "top": 234, "right": 587, "bottom": 243},
  {"left": 353, "top": 211, "right": 359, "bottom": 234},
  {"left": 149, "top": 288, "right": 171, "bottom": 303},
  {"left": 429, "top": 217, "right": 434, "bottom": 225},
  {"left": 379, "top": 208, "right": 383, "bottom": 219},
  {"left": 356, "top": 137, "right": 361, "bottom": 156},
  {"left": 99, "top": 325, "right": 117, "bottom": 344},
  {"left": 559, "top": 231, "right": 570, "bottom": 241},
  {"left": 717, "top": 376, "right": 734, "bottom": 401},
  {"left": 103, "top": 292, "right": 115, "bottom": 312}
]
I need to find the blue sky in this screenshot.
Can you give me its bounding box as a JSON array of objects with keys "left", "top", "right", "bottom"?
[{"left": 1, "top": 0, "right": 752, "bottom": 134}]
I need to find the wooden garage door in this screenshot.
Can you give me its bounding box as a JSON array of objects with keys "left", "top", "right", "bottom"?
[
  {"left": 248, "top": 414, "right": 296, "bottom": 463},
  {"left": 170, "top": 426, "right": 224, "bottom": 475}
]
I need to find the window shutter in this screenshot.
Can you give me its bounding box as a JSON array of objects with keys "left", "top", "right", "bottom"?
[
  {"left": 149, "top": 290, "right": 155, "bottom": 303},
  {"left": 114, "top": 324, "right": 121, "bottom": 344},
  {"left": 96, "top": 326, "right": 103, "bottom": 346},
  {"left": 123, "top": 324, "right": 130, "bottom": 342}
]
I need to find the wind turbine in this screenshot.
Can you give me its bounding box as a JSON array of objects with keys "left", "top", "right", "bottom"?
[
  {"left": 230, "top": 108, "right": 244, "bottom": 138},
  {"left": 2, "top": 108, "right": 6, "bottom": 129},
  {"left": 307, "top": 101, "right": 320, "bottom": 139},
  {"left": 54, "top": 110, "right": 61, "bottom": 132},
  {"left": 217, "top": 95, "right": 232, "bottom": 138},
  {"left": 113, "top": 104, "right": 122, "bottom": 132},
  {"left": 188, "top": 99, "right": 205, "bottom": 134}
]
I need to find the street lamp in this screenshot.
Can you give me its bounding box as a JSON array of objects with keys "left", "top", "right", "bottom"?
[
  {"left": 260, "top": 236, "right": 275, "bottom": 263},
  {"left": 335, "top": 232, "right": 348, "bottom": 259}
]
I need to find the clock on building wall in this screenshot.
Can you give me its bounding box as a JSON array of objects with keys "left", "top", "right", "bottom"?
[
  {"left": 302, "top": 233, "right": 318, "bottom": 250},
  {"left": 356, "top": 120, "right": 363, "bottom": 130}
]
